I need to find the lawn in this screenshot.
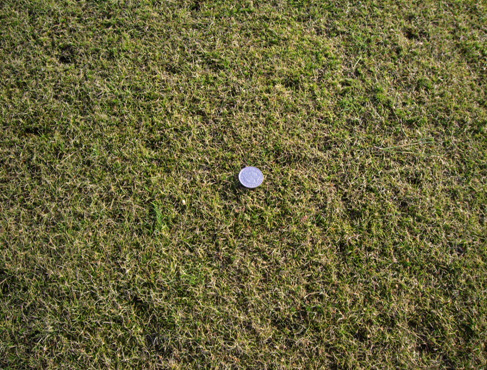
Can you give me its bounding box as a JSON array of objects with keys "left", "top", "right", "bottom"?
[{"left": 1, "top": 0, "right": 486, "bottom": 368}]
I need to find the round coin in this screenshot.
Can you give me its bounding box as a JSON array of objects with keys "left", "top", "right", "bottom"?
[{"left": 239, "top": 167, "right": 264, "bottom": 188}]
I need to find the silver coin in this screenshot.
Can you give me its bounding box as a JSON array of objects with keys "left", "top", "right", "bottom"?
[{"left": 239, "top": 167, "right": 264, "bottom": 188}]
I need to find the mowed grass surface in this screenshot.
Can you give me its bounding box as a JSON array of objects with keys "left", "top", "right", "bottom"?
[{"left": 1, "top": 0, "right": 486, "bottom": 367}]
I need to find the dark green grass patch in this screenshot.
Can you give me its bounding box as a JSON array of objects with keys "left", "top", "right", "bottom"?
[{"left": 1, "top": 0, "right": 486, "bottom": 368}]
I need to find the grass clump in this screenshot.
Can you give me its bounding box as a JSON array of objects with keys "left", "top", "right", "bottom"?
[{"left": 1, "top": 0, "right": 486, "bottom": 368}]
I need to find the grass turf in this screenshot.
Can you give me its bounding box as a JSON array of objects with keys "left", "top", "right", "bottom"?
[{"left": 1, "top": 0, "right": 486, "bottom": 368}]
